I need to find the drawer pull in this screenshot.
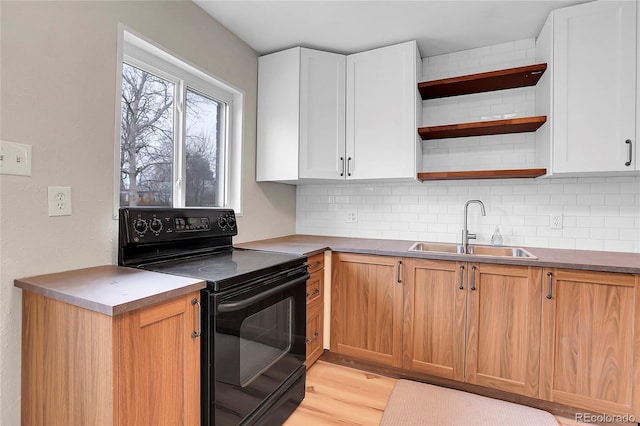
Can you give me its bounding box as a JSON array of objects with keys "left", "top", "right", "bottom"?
[
  {"left": 306, "top": 288, "right": 320, "bottom": 298},
  {"left": 309, "top": 260, "right": 322, "bottom": 268},
  {"left": 306, "top": 331, "right": 319, "bottom": 343}
]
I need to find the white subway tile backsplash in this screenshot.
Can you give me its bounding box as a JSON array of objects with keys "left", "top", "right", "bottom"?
[{"left": 296, "top": 176, "right": 640, "bottom": 254}]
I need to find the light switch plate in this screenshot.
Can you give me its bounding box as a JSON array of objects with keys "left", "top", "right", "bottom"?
[{"left": 0, "top": 140, "right": 32, "bottom": 176}]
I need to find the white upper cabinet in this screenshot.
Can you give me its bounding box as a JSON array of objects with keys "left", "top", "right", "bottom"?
[
  {"left": 299, "top": 49, "right": 347, "bottom": 179},
  {"left": 257, "top": 47, "right": 345, "bottom": 183},
  {"left": 345, "top": 41, "right": 422, "bottom": 180},
  {"left": 257, "top": 41, "right": 421, "bottom": 183},
  {"left": 536, "top": 0, "right": 637, "bottom": 175}
]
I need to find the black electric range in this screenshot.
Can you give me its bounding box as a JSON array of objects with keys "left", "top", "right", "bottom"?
[{"left": 118, "top": 207, "right": 308, "bottom": 426}]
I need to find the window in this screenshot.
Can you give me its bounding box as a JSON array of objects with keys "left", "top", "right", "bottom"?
[{"left": 117, "top": 29, "right": 243, "bottom": 212}]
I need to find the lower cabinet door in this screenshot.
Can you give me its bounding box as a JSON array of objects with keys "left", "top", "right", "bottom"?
[
  {"left": 540, "top": 269, "right": 640, "bottom": 417},
  {"left": 403, "top": 258, "right": 466, "bottom": 381},
  {"left": 305, "top": 302, "right": 323, "bottom": 367},
  {"left": 330, "top": 253, "right": 403, "bottom": 367},
  {"left": 117, "top": 292, "right": 200, "bottom": 426},
  {"left": 465, "top": 264, "right": 542, "bottom": 397}
]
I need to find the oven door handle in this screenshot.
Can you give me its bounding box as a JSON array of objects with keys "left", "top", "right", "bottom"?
[{"left": 217, "top": 273, "right": 310, "bottom": 313}]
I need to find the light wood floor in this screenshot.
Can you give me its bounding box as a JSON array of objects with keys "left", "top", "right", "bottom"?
[{"left": 285, "top": 361, "right": 591, "bottom": 426}]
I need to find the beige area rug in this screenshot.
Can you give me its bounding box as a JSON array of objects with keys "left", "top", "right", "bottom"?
[{"left": 380, "top": 380, "right": 558, "bottom": 426}]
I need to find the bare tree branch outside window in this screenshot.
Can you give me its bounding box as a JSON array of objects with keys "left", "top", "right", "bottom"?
[
  {"left": 120, "top": 63, "right": 174, "bottom": 206},
  {"left": 120, "top": 63, "right": 224, "bottom": 208}
]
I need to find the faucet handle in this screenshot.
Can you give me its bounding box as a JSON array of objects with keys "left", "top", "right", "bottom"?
[{"left": 467, "top": 232, "right": 477, "bottom": 240}]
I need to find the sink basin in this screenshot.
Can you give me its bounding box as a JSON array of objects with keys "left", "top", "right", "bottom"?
[
  {"left": 408, "top": 242, "right": 537, "bottom": 259},
  {"left": 408, "top": 242, "right": 465, "bottom": 254},
  {"left": 467, "top": 245, "right": 537, "bottom": 259}
]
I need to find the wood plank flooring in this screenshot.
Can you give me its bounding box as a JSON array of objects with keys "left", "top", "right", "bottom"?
[{"left": 285, "top": 361, "right": 591, "bottom": 426}]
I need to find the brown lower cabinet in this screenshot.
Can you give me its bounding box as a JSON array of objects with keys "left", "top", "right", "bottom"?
[
  {"left": 403, "top": 259, "right": 541, "bottom": 397},
  {"left": 305, "top": 253, "right": 325, "bottom": 367},
  {"left": 22, "top": 290, "right": 201, "bottom": 426},
  {"left": 331, "top": 252, "right": 403, "bottom": 367},
  {"left": 540, "top": 268, "right": 640, "bottom": 417},
  {"left": 331, "top": 254, "right": 640, "bottom": 418}
]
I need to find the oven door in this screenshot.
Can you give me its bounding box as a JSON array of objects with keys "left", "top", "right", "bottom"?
[{"left": 207, "top": 267, "right": 308, "bottom": 425}]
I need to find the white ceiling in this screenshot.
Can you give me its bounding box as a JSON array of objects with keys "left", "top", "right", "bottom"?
[{"left": 194, "top": 0, "right": 589, "bottom": 57}]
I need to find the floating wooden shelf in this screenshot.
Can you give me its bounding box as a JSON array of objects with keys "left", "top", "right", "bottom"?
[
  {"left": 418, "top": 116, "right": 547, "bottom": 140},
  {"left": 418, "top": 63, "right": 547, "bottom": 99},
  {"left": 417, "top": 168, "right": 548, "bottom": 181}
]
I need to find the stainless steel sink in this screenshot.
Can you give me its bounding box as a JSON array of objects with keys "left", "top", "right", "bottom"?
[
  {"left": 408, "top": 242, "right": 537, "bottom": 259},
  {"left": 408, "top": 242, "right": 465, "bottom": 254},
  {"left": 467, "top": 245, "right": 537, "bottom": 258}
]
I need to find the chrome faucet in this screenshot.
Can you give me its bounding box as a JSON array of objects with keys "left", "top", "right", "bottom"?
[{"left": 462, "top": 200, "right": 486, "bottom": 253}]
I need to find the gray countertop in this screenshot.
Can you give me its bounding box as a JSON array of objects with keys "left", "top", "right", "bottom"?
[
  {"left": 15, "top": 265, "right": 205, "bottom": 316},
  {"left": 15, "top": 236, "right": 639, "bottom": 316},
  {"left": 237, "top": 235, "right": 640, "bottom": 274}
]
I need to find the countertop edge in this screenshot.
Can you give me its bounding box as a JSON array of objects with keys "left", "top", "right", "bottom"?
[{"left": 15, "top": 265, "right": 206, "bottom": 316}]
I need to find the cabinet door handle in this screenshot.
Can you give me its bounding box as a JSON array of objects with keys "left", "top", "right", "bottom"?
[
  {"left": 306, "top": 331, "right": 319, "bottom": 344},
  {"left": 306, "top": 288, "right": 320, "bottom": 298},
  {"left": 340, "top": 157, "right": 345, "bottom": 176},
  {"left": 396, "top": 260, "right": 403, "bottom": 284},
  {"left": 470, "top": 265, "right": 477, "bottom": 291},
  {"left": 625, "top": 139, "right": 632, "bottom": 166},
  {"left": 546, "top": 271, "right": 553, "bottom": 300},
  {"left": 347, "top": 157, "right": 352, "bottom": 177},
  {"left": 458, "top": 264, "right": 465, "bottom": 290},
  {"left": 191, "top": 298, "right": 201, "bottom": 339}
]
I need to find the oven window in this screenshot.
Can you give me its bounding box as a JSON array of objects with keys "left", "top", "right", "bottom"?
[{"left": 238, "top": 297, "right": 293, "bottom": 386}]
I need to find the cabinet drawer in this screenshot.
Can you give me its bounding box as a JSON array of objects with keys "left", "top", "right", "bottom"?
[
  {"left": 306, "top": 270, "right": 323, "bottom": 305},
  {"left": 305, "top": 303, "right": 323, "bottom": 367},
  {"left": 306, "top": 253, "right": 324, "bottom": 274}
]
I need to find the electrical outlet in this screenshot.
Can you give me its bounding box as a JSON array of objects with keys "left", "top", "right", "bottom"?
[
  {"left": 48, "top": 186, "right": 72, "bottom": 216},
  {"left": 550, "top": 213, "right": 562, "bottom": 229},
  {"left": 346, "top": 211, "right": 358, "bottom": 223}
]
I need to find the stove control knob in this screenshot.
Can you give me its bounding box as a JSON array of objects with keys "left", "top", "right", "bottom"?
[
  {"left": 149, "top": 218, "right": 163, "bottom": 233},
  {"left": 227, "top": 216, "right": 236, "bottom": 229},
  {"left": 217, "top": 216, "right": 228, "bottom": 229},
  {"left": 133, "top": 218, "right": 148, "bottom": 234}
]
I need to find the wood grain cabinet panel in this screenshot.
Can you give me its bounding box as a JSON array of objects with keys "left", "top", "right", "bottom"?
[
  {"left": 305, "top": 253, "right": 325, "bottom": 367},
  {"left": 540, "top": 269, "right": 640, "bottom": 417},
  {"left": 331, "top": 253, "right": 403, "bottom": 367},
  {"left": 21, "top": 290, "right": 201, "bottom": 426},
  {"left": 465, "top": 263, "right": 542, "bottom": 397},
  {"left": 403, "top": 259, "right": 541, "bottom": 398},
  {"left": 403, "top": 259, "right": 466, "bottom": 381}
]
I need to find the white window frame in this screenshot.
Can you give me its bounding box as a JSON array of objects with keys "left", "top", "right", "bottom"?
[{"left": 113, "top": 25, "right": 244, "bottom": 217}]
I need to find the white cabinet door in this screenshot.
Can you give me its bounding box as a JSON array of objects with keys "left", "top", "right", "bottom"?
[
  {"left": 346, "top": 41, "right": 420, "bottom": 180},
  {"left": 552, "top": 0, "right": 636, "bottom": 173},
  {"left": 257, "top": 48, "right": 346, "bottom": 182},
  {"left": 256, "top": 47, "right": 301, "bottom": 182},
  {"left": 299, "top": 49, "right": 346, "bottom": 179}
]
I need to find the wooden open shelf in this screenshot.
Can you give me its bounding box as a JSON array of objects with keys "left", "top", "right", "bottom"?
[
  {"left": 418, "top": 116, "right": 547, "bottom": 140},
  {"left": 417, "top": 168, "right": 547, "bottom": 181},
  {"left": 418, "top": 63, "right": 547, "bottom": 99}
]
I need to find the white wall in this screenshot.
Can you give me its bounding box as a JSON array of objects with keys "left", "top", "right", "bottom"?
[
  {"left": 0, "top": 2, "right": 295, "bottom": 424},
  {"left": 296, "top": 39, "right": 640, "bottom": 253}
]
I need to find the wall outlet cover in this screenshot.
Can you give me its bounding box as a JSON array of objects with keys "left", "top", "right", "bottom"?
[{"left": 48, "top": 186, "right": 72, "bottom": 216}]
